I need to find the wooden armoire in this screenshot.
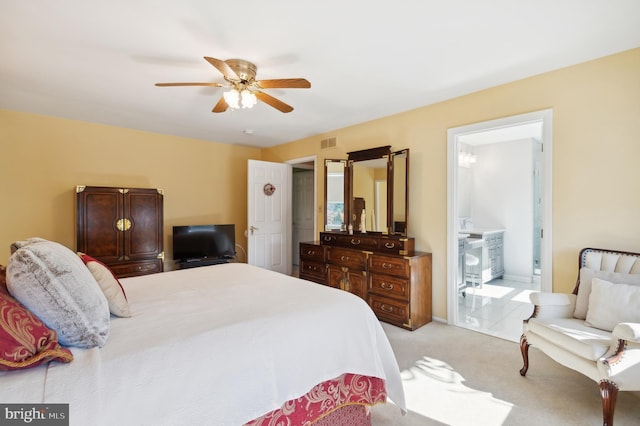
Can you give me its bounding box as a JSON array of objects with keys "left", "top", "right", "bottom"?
[{"left": 76, "top": 186, "right": 164, "bottom": 278}]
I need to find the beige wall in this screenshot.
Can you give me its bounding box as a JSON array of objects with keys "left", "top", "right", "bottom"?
[
  {"left": 2, "top": 48, "right": 638, "bottom": 320},
  {"left": 263, "top": 48, "right": 640, "bottom": 320},
  {"left": 0, "top": 111, "right": 262, "bottom": 268}
]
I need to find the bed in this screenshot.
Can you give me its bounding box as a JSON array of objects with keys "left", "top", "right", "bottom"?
[{"left": 0, "top": 239, "right": 406, "bottom": 425}]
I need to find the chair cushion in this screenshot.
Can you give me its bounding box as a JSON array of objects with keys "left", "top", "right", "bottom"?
[
  {"left": 574, "top": 268, "right": 640, "bottom": 319},
  {"left": 585, "top": 278, "right": 640, "bottom": 331},
  {"left": 527, "top": 317, "right": 613, "bottom": 361}
]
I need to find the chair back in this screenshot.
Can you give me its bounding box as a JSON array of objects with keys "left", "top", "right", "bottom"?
[{"left": 573, "top": 247, "right": 640, "bottom": 294}]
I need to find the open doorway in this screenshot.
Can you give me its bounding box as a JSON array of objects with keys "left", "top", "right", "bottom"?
[
  {"left": 447, "top": 110, "right": 553, "bottom": 342},
  {"left": 287, "top": 156, "right": 317, "bottom": 277}
]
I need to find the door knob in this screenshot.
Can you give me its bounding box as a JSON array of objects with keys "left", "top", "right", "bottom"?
[{"left": 249, "top": 225, "right": 259, "bottom": 235}]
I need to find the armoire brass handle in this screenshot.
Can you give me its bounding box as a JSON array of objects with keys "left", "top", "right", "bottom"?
[{"left": 116, "top": 218, "right": 132, "bottom": 232}]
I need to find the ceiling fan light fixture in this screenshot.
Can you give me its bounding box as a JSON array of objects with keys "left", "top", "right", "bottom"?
[
  {"left": 240, "top": 90, "right": 257, "bottom": 109},
  {"left": 223, "top": 88, "right": 257, "bottom": 109},
  {"left": 223, "top": 89, "right": 240, "bottom": 109}
]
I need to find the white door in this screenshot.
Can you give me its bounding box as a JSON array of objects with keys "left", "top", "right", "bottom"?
[{"left": 247, "top": 160, "right": 291, "bottom": 274}]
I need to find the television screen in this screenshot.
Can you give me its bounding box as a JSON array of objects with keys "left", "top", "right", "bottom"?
[{"left": 172, "top": 224, "right": 236, "bottom": 261}]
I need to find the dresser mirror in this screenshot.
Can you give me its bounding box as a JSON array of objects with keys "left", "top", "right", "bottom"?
[
  {"left": 323, "top": 146, "right": 409, "bottom": 236},
  {"left": 324, "top": 159, "right": 348, "bottom": 231},
  {"left": 390, "top": 149, "right": 409, "bottom": 235}
]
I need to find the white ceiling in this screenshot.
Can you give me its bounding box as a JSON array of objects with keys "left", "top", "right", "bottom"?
[{"left": 2, "top": 1, "right": 639, "bottom": 148}]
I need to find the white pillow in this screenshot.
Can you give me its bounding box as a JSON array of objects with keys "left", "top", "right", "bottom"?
[
  {"left": 585, "top": 278, "right": 640, "bottom": 331},
  {"left": 6, "top": 239, "right": 110, "bottom": 348},
  {"left": 78, "top": 253, "right": 131, "bottom": 318},
  {"left": 574, "top": 268, "right": 640, "bottom": 319}
]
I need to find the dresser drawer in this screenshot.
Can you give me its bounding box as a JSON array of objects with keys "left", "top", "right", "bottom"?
[
  {"left": 109, "top": 260, "right": 162, "bottom": 278},
  {"left": 300, "top": 260, "right": 326, "bottom": 283},
  {"left": 369, "top": 274, "right": 410, "bottom": 301},
  {"left": 368, "top": 294, "right": 410, "bottom": 326},
  {"left": 379, "top": 237, "right": 414, "bottom": 255},
  {"left": 327, "top": 247, "right": 367, "bottom": 270},
  {"left": 300, "top": 243, "right": 325, "bottom": 262},
  {"left": 335, "top": 234, "right": 379, "bottom": 251},
  {"left": 320, "top": 232, "right": 339, "bottom": 245},
  {"left": 368, "top": 254, "right": 410, "bottom": 279}
]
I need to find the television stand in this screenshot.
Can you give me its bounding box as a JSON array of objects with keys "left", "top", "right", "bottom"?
[{"left": 176, "top": 258, "right": 231, "bottom": 270}]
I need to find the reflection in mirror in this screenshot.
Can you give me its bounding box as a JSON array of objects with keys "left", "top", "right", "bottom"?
[
  {"left": 391, "top": 149, "right": 409, "bottom": 235},
  {"left": 324, "top": 159, "right": 347, "bottom": 231},
  {"left": 351, "top": 158, "right": 389, "bottom": 233}
]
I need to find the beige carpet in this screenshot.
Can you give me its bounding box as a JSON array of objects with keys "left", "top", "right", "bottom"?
[{"left": 371, "top": 321, "right": 640, "bottom": 426}]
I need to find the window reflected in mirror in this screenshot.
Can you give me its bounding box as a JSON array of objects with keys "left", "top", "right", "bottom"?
[{"left": 325, "top": 160, "right": 346, "bottom": 231}]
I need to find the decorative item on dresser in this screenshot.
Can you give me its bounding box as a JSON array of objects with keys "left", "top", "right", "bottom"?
[
  {"left": 300, "top": 232, "right": 432, "bottom": 331},
  {"left": 76, "top": 186, "right": 164, "bottom": 278}
]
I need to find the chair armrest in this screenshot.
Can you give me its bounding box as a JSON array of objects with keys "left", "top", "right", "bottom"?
[
  {"left": 612, "top": 323, "right": 640, "bottom": 343},
  {"left": 528, "top": 292, "right": 576, "bottom": 319},
  {"left": 599, "top": 329, "right": 640, "bottom": 387}
]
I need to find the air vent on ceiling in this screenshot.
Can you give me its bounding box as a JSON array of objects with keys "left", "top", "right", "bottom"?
[{"left": 320, "top": 137, "right": 337, "bottom": 149}]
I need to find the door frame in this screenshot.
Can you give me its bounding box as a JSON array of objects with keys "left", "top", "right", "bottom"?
[
  {"left": 446, "top": 109, "right": 553, "bottom": 325},
  {"left": 286, "top": 155, "right": 318, "bottom": 267}
]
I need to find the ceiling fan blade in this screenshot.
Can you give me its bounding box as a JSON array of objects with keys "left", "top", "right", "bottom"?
[
  {"left": 204, "top": 56, "right": 240, "bottom": 81},
  {"left": 155, "top": 82, "right": 225, "bottom": 87},
  {"left": 255, "top": 78, "right": 311, "bottom": 89},
  {"left": 212, "top": 96, "right": 228, "bottom": 113},
  {"left": 255, "top": 91, "right": 294, "bottom": 113}
]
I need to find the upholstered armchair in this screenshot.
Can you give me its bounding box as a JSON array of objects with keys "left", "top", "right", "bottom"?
[{"left": 520, "top": 248, "right": 640, "bottom": 426}]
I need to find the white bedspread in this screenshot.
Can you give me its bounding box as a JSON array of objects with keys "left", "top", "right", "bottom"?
[{"left": 1, "top": 263, "right": 406, "bottom": 425}]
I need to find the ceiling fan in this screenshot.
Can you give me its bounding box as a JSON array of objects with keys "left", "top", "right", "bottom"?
[{"left": 155, "top": 56, "right": 311, "bottom": 113}]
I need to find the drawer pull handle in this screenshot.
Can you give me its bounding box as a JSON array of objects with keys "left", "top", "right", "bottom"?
[
  {"left": 380, "top": 304, "right": 393, "bottom": 312},
  {"left": 381, "top": 282, "right": 394, "bottom": 290},
  {"left": 306, "top": 250, "right": 315, "bottom": 255},
  {"left": 323, "top": 236, "right": 332, "bottom": 241},
  {"left": 350, "top": 239, "right": 361, "bottom": 245},
  {"left": 382, "top": 263, "right": 393, "bottom": 269},
  {"left": 384, "top": 242, "right": 395, "bottom": 248},
  {"left": 340, "top": 255, "right": 350, "bottom": 261}
]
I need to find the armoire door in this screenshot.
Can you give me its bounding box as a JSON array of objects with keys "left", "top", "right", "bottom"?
[
  {"left": 123, "top": 188, "right": 163, "bottom": 262},
  {"left": 76, "top": 186, "right": 125, "bottom": 263}
]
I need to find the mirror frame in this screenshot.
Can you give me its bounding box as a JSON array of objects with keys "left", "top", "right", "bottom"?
[{"left": 324, "top": 146, "right": 410, "bottom": 236}]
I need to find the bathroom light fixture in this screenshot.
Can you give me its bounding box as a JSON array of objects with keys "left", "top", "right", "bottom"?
[
  {"left": 223, "top": 88, "right": 257, "bottom": 109},
  {"left": 458, "top": 151, "right": 477, "bottom": 168}
]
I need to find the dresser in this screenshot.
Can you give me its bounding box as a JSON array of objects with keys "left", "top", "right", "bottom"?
[
  {"left": 76, "top": 186, "right": 164, "bottom": 278},
  {"left": 300, "top": 232, "right": 432, "bottom": 330}
]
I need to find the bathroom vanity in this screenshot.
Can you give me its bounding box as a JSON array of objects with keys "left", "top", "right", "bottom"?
[{"left": 460, "top": 228, "right": 505, "bottom": 286}]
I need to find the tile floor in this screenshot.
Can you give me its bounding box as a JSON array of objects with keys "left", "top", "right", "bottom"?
[{"left": 457, "top": 278, "right": 539, "bottom": 342}]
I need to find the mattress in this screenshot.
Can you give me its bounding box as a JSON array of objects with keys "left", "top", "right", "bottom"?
[{"left": 0, "top": 263, "right": 406, "bottom": 425}]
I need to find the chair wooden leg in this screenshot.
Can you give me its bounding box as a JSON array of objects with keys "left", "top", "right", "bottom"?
[
  {"left": 519, "top": 334, "right": 529, "bottom": 376},
  {"left": 599, "top": 380, "right": 618, "bottom": 426}
]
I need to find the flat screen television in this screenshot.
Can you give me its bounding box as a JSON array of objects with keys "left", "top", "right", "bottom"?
[{"left": 172, "top": 224, "right": 236, "bottom": 262}]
